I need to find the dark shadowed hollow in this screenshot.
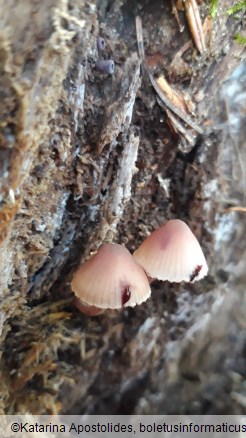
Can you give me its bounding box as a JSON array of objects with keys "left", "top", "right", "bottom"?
[{"left": 0, "top": 0, "right": 245, "bottom": 415}]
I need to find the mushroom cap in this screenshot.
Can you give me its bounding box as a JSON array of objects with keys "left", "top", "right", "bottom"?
[
  {"left": 71, "top": 243, "right": 151, "bottom": 309},
  {"left": 133, "top": 219, "right": 208, "bottom": 283},
  {"left": 74, "top": 297, "right": 104, "bottom": 316}
]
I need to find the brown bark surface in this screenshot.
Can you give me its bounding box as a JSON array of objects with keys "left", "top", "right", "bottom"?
[{"left": 0, "top": 0, "right": 245, "bottom": 414}]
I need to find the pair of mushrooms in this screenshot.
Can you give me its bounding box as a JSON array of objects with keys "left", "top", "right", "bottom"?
[
  {"left": 71, "top": 220, "right": 208, "bottom": 316},
  {"left": 95, "top": 36, "right": 115, "bottom": 75}
]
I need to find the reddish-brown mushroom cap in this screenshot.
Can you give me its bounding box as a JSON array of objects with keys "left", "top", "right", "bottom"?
[
  {"left": 133, "top": 219, "right": 208, "bottom": 283},
  {"left": 71, "top": 243, "right": 151, "bottom": 309}
]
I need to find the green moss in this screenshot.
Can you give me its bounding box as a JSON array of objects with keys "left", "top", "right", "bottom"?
[
  {"left": 210, "top": 0, "right": 218, "bottom": 17},
  {"left": 234, "top": 33, "right": 246, "bottom": 44},
  {"left": 226, "top": 1, "right": 246, "bottom": 45},
  {"left": 227, "top": 0, "right": 246, "bottom": 15}
]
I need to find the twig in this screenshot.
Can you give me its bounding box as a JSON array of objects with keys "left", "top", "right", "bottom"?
[
  {"left": 184, "top": 0, "right": 206, "bottom": 53},
  {"left": 135, "top": 16, "right": 145, "bottom": 61},
  {"left": 223, "top": 206, "right": 246, "bottom": 213}
]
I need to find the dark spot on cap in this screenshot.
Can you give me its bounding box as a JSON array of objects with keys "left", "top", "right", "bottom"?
[
  {"left": 122, "top": 286, "right": 131, "bottom": 306},
  {"left": 189, "top": 265, "right": 202, "bottom": 282}
]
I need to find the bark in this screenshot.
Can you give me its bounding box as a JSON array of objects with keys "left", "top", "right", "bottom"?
[{"left": 0, "top": 0, "right": 245, "bottom": 414}]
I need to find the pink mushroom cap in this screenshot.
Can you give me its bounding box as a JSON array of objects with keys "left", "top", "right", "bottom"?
[
  {"left": 71, "top": 243, "right": 151, "bottom": 309},
  {"left": 133, "top": 219, "right": 208, "bottom": 283}
]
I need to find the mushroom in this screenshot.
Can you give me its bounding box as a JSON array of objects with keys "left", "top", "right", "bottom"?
[
  {"left": 71, "top": 243, "right": 151, "bottom": 315},
  {"left": 97, "top": 36, "right": 106, "bottom": 51},
  {"left": 133, "top": 219, "right": 208, "bottom": 283},
  {"left": 95, "top": 59, "right": 115, "bottom": 75}
]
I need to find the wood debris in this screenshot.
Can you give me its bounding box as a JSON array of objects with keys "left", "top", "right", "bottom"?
[
  {"left": 156, "top": 75, "right": 189, "bottom": 113},
  {"left": 164, "top": 105, "right": 197, "bottom": 152},
  {"left": 135, "top": 11, "right": 203, "bottom": 147},
  {"left": 12, "top": 361, "right": 57, "bottom": 392},
  {"left": 82, "top": 131, "right": 140, "bottom": 260},
  {"left": 149, "top": 72, "right": 203, "bottom": 134},
  {"left": 97, "top": 53, "right": 141, "bottom": 153},
  {"left": 172, "top": 0, "right": 185, "bottom": 32},
  {"left": 135, "top": 16, "right": 145, "bottom": 61},
  {"left": 223, "top": 206, "right": 246, "bottom": 213},
  {"left": 184, "top": 0, "right": 206, "bottom": 53}
]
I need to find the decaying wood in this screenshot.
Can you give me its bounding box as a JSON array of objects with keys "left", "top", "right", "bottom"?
[{"left": 0, "top": 0, "right": 245, "bottom": 415}]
